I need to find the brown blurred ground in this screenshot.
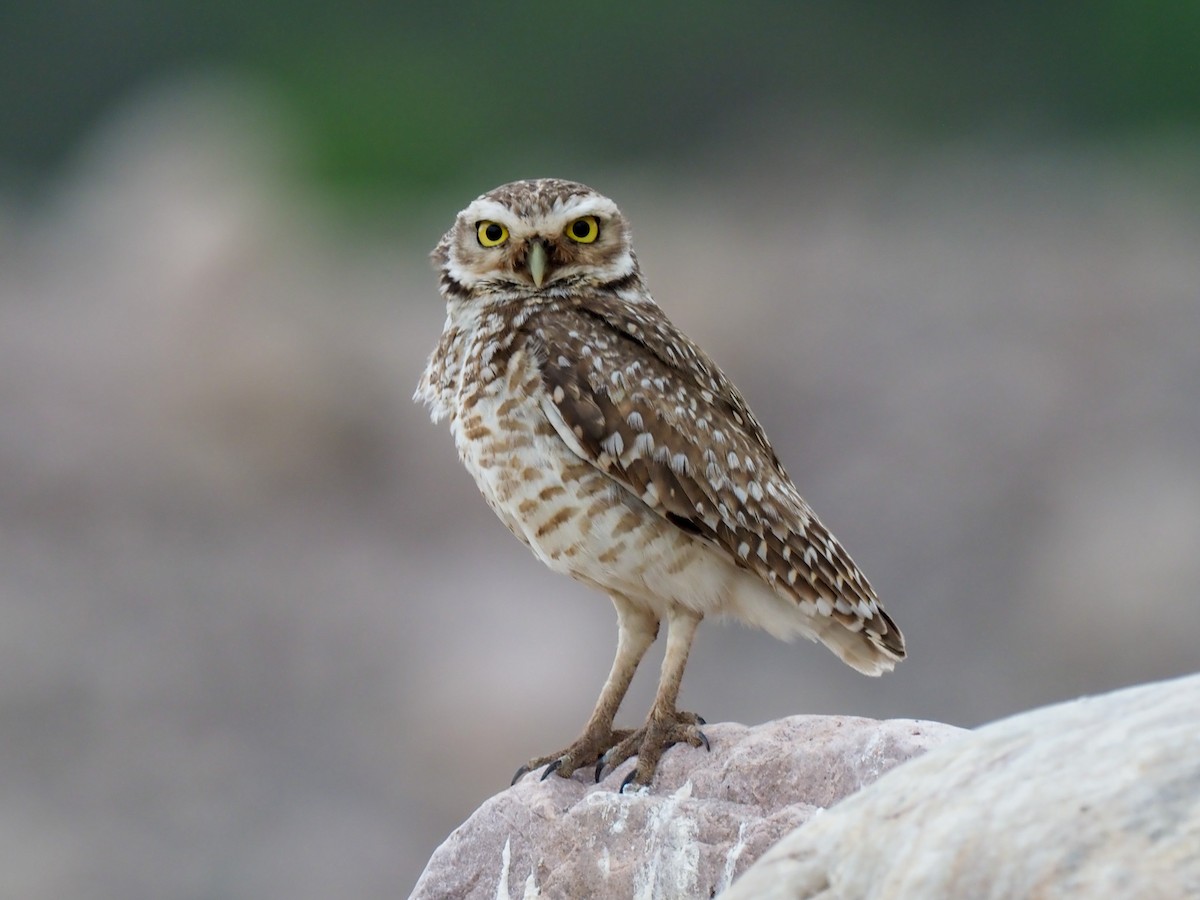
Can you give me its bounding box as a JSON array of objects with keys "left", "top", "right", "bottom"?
[{"left": 1, "top": 85, "right": 1197, "bottom": 898}]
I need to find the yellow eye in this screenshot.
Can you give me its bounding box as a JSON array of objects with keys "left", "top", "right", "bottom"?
[
  {"left": 476, "top": 220, "right": 509, "bottom": 247},
  {"left": 565, "top": 215, "right": 599, "bottom": 243}
]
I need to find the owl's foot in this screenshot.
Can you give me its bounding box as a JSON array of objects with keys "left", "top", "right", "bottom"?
[
  {"left": 594, "top": 710, "right": 709, "bottom": 789},
  {"left": 510, "top": 726, "right": 628, "bottom": 785}
]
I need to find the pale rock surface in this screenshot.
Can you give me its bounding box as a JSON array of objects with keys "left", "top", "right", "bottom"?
[
  {"left": 725, "top": 673, "right": 1200, "bottom": 899},
  {"left": 409, "top": 716, "right": 964, "bottom": 899}
]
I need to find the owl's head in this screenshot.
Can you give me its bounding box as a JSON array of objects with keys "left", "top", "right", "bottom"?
[{"left": 433, "top": 179, "right": 644, "bottom": 302}]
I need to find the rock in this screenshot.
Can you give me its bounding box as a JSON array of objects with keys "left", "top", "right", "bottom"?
[
  {"left": 724, "top": 673, "right": 1200, "bottom": 899},
  {"left": 409, "top": 716, "right": 965, "bottom": 899}
]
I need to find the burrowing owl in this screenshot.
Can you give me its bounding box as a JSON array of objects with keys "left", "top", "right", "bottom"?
[{"left": 416, "top": 179, "right": 905, "bottom": 789}]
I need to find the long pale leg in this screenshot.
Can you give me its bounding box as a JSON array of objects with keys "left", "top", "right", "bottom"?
[
  {"left": 512, "top": 594, "right": 658, "bottom": 783},
  {"left": 597, "top": 604, "right": 708, "bottom": 789}
]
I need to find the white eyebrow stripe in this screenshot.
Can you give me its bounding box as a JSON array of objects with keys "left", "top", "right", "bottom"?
[
  {"left": 554, "top": 196, "right": 621, "bottom": 219},
  {"left": 460, "top": 198, "right": 518, "bottom": 223}
]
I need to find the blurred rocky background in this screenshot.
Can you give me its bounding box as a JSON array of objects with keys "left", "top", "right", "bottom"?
[{"left": 1, "top": 3, "right": 1198, "bottom": 898}]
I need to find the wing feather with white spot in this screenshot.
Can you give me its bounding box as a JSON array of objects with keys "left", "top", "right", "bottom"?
[{"left": 526, "top": 296, "right": 905, "bottom": 661}]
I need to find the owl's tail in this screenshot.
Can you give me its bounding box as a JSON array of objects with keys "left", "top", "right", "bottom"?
[
  {"left": 812, "top": 606, "right": 906, "bottom": 676},
  {"left": 726, "top": 575, "right": 906, "bottom": 676}
]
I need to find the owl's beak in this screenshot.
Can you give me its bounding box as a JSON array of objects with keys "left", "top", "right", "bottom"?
[{"left": 527, "top": 240, "right": 548, "bottom": 289}]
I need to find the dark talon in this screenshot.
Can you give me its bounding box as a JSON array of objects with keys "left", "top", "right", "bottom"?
[
  {"left": 697, "top": 729, "right": 710, "bottom": 752},
  {"left": 511, "top": 765, "right": 531, "bottom": 786},
  {"left": 695, "top": 715, "right": 707, "bottom": 726},
  {"left": 539, "top": 758, "right": 563, "bottom": 781},
  {"left": 619, "top": 770, "right": 639, "bottom": 793},
  {"left": 594, "top": 755, "right": 608, "bottom": 783}
]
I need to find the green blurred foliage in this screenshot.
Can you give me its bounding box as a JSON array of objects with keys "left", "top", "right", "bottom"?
[{"left": 1, "top": 1, "right": 1197, "bottom": 196}]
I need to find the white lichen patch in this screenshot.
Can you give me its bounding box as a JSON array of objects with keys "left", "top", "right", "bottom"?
[
  {"left": 633, "top": 780, "right": 701, "bottom": 900},
  {"left": 495, "top": 837, "right": 541, "bottom": 900},
  {"left": 715, "top": 821, "right": 749, "bottom": 894}
]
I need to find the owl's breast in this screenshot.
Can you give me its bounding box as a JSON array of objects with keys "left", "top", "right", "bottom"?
[
  {"left": 450, "top": 344, "right": 562, "bottom": 541},
  {"left": 450, "top": 344, "right": 606, "bottom": 562}
]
